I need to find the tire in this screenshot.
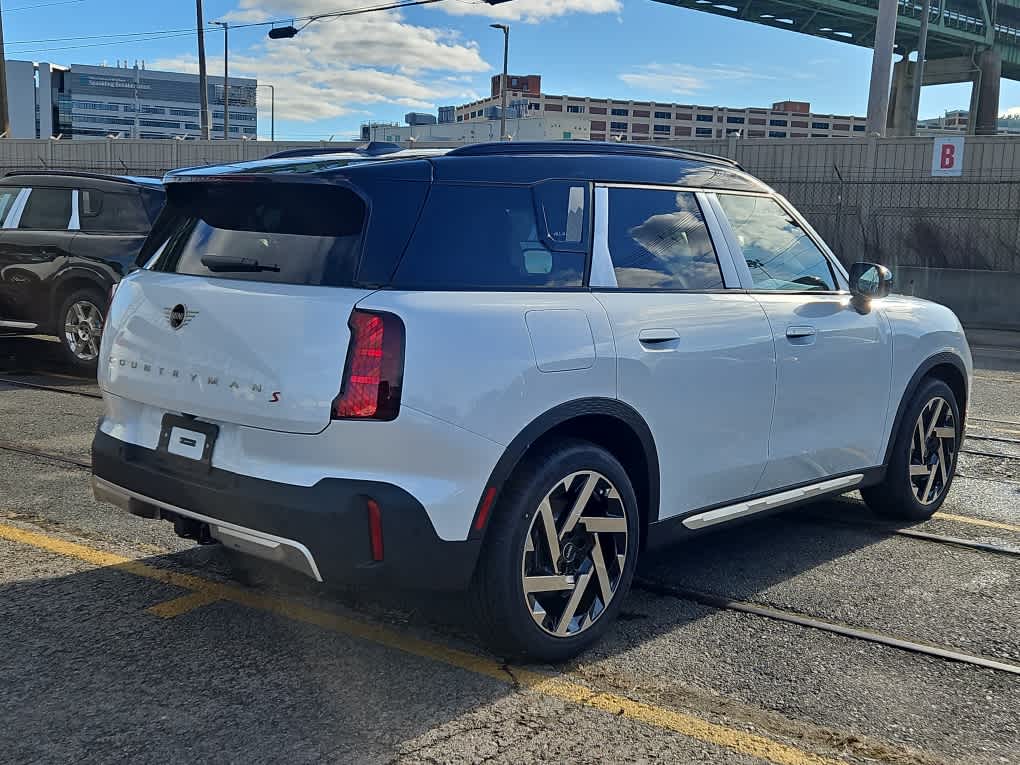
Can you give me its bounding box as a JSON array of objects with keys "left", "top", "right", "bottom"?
[
  {"left": 470, "top": 438, "right": 641, "bottom": 662},
  {"left": 862, "top": 378, "right": 961, "bottom": 520},
  {"left": 56, "top": 287, "right": 107, "bottom": 372}
]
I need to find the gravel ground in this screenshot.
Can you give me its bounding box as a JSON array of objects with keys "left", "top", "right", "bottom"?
[{"left": 1, "top": 336, "right": 1018, "bottom": 765}]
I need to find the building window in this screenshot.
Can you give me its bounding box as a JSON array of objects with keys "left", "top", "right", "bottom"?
[
  {"left": 811, "top": 133, "right": 828, "bottom": 137},
  {"left": 510, "top": 77, "right": 519, "bottom": 87},
  {"left": 566, "top": 105, "right": 585, "bottom": 113},
  {"left": 696, "top": 114, "right": 713, "bottom": 122},
  {"left": 169, "top": 108, "right": 200, "bottom": 118},
  {"left": 591, "top": 134, "right": 606, "bottom": 141},
  {"left": 768, "top": 130, "right": 787, "bottom": 138},
  {"left": 833, "top": 123, "right": 849, "bottom": 131},
  {"left": 749, "top": 130, "right": 766, "bottom": 137},
  {"left": 610, "top": 121, "right": 628, "bottom": 131},
  {"left": 769, "top": 119, "right": 787, "bottom": 127},
  {"left": 653, "top": 124, "right": 671, "bottom": 134},
  {"left": 674, "top": 126, "right": 691, "bottom": 136},
  {"left": 853, "top": 125, "right": 865, "bottom": 132},
  {"left": 791, "top": 120, "right": 808, "bottom": 128},
  {"left": 72, "top": 101, "right": 120, "bottom": 112},
  {"left": 590, "top": 106, "right": 607, "bottom": 115},
  {"left": 633, "top": 110, "right": 650, "bottom": 118},
  {"left": 749, "top": 117, "right": 765, "bottom": 125},
  {"left": 456, "top": 115, "right": 463, "bottom": 122},
  {"left": 545, "top": 103, "right": 563, "bottom": 112},
  {"left": 726, "top": 116, "right": 745, "bottom": 124},
  {"left": 590, "top": 121, "right": 606, "bottom": 131},
  {"left": 139, "top": 119, "right": 183, "bottom": 129},
  {"left": 676, "top": 113, "right": 693, "bottom": 121},
  {"left": 632, "top": 123, "right": 649, "bottom": 133},
  {"left": 812, "top": 122, "right": 829, "bottom": 130},
  {"left": 654, "top": 111, "right": 671, "bottom": 120},
  {"left": 611, "top": 108, "right": 629, "bottom": 116},
  {"left": 695, "top": 127, "right": 712, "bottom": 137}
]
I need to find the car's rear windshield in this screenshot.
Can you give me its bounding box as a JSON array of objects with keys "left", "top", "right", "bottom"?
[{"left": 144, "top": 181, "right": 365, "bottom": 287}]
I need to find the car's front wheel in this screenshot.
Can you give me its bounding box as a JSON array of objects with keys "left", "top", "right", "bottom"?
[
  {"left": 57, "top": 288, "right": 107, "bottom": 372},
  {"left": 470, "top": 439, "right": 640, "bottom": 662},
  {"left": 862, "top": 377, "right": 961, "bottom": 520}
]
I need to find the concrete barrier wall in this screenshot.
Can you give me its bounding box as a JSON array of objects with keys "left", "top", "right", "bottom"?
[{"left": 0, "top": 136, "right": 1017, "bottom": 329}]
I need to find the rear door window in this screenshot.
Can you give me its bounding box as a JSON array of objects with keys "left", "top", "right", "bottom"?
[
  {"left": 148, "top": 182, "right": 366, "bottom": 287},
  {"left": 18, "top": 188, "right": 73, "bottom": 230},
  {"left": 604, "top": 188, "right": 725, "bottom": 290},
  {"left": 0, "top": 187, "right": 23, "bottom": 226},
  {"left": 391, "top": 182, "right": 589, "bottom": 289},
  {"left": 79, "top": 189, "right": 152, "bottom": 233}
]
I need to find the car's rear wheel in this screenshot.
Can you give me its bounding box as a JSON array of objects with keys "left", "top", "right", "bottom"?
[
  {"left": 57, "top": 287, "right": 107, "bottom": 372},
  {"left": 470, "top": 439, "right": 640, "bottom": 662},
  {"left": 862, "top": 378, "right": 961, "bottom": 520}
]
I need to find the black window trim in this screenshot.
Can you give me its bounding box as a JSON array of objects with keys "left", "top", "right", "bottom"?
[
  {"left": 590, "top": 182, "right": 739, "bottom": 294},
  {"left": 708, "top": 189, "right": 849, "bottom": 295}
]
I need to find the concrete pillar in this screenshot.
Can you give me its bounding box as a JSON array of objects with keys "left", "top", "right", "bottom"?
[
  {"left": 887, "top": 59, "right": 916, "bottom": 136},
  {"left": 973, "top": 49, "right": 1001, "bottom": 136},
  {"left": 865, "top": 0, "right": 899, "bottom": 135}
]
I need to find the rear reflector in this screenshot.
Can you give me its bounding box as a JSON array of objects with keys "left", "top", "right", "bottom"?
[
  {"left": 367, "top": 499, "right": 384, "bottom": 562},
  {"left": 332, "top": 309, "right": 405, "bottom": 421},
  {"left": 473, "top": 486, "right": 498, "bottom": 533}
]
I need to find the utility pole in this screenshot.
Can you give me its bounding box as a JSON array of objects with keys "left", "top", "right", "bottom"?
[
  {"left": 196, "top": 0, "right": 210, "bottom": 139},
  {"left": 490, "top": 24, "right": 509, "bottom": 141},
  {"left": 0, "top": 1, "right": 10, "bottom": 137},
  {"left": 865, "top": 0, "right": 899, "bottom": 136},
  {"left": 212, "top": 21, "right": 229, "bottom": 139},
  {"left": 908, "top": 0, "right": 930, "bottom": 135}
]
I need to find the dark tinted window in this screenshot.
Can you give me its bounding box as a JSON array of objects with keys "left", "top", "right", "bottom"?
[
  {"left": 19, "top": 188, "right": 72, "bottom": 230},
  {"left": 79, "top": 189, "right": 151, "bottom": 233},
  {"left": 392, "top": 183, "right": 588, "bottom": 289},
  {"left": 717, "top": 194, "right": 836, "bottom": 291},
  {"left": 149, "top": 182, "right": 365, "bottom": 287},
  {"left": 605, "top": 188, "right": 724, "bottom": 290}
]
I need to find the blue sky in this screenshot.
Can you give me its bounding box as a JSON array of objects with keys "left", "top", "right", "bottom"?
[{"left": 6, "top": 0, "right": 1020, "bottom": 139}]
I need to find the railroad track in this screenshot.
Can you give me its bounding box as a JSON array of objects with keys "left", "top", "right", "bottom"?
[{"left": 1, "top": 438, "right": 1018, "bottom": 679}]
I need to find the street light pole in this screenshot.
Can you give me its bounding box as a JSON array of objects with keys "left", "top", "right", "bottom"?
[
  {"left": 0, "top": 1, "right": 10, "bottom": 138},
  {"left": 212, "top": 21, "right": 229, "bottom": 139},
  {"left": 490, "top": 24, "right": 509, "bottom": 141},
  {"left": 196, "top": 0, "right": 210, "bottom": 139},
  {"left": 257, "top": 83, "right": 275, "bottom": 141}
]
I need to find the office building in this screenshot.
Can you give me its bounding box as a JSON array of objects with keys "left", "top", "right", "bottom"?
[
  {"left": 455, "top": 75, "right": 867, "bottom": 140},
  {"left": 4, "top": 60, "right": 257, "bottom": 139},
  {"left": 917, "top": 109, "right": 1020, "bottom": 135},
  {"left": 360, "top": 114, "right": 590, "bottom": 143}
]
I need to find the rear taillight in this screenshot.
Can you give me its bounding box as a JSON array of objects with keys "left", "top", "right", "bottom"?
[{"left": 332, "top": 309, "right": 404, "bottom": 421}]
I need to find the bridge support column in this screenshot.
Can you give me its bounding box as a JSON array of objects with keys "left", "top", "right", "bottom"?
[
  {"left": 973, "top": 49, "right": 1001, "bottom": 136},
  {"left": 887, "top": 59, "right": 916, "bottom": 136}
]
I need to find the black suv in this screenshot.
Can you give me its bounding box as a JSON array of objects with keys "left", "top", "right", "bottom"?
[{"left": 0, "top": 172, "right": 165, "bottom": 369}]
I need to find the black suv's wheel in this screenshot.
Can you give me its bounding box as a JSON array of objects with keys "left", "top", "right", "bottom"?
[
  {"left": 57, "top": 287, "right": 107, "bottom": 372},
  {"left": 862, "top": 378, "right": 961, "bottom": 520},
  {"left": 470, "top": 439, "right": 640, "bottom": 662}
]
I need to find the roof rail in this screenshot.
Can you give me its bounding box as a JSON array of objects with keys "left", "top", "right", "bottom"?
[
  {"left": 445, "top": 141, "right": 742, "bottom": 168},
  {"left": 1, "top": 169, "right": 161, "bottom": 185},
  {"left": 264, "top": 141, "right": 403, "bottom": 160}
]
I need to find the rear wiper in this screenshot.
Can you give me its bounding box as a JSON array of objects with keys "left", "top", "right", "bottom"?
[{"left": 200, "top": 255, "right": 281, "bottom": 273}]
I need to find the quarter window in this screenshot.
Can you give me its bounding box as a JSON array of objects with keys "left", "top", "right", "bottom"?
[
  {"left": 19, "top": 188, "right": 72, "bottom": 230},
  {"left": 604, "top": 188, "right": 724, "bottom": 290},
  {"left": 717, "top": 194, "right": 836, "bottom": 291},
  {"left": 0, "top": 187, "right": 24, "bottom": 226},
  {"left": 79, "top": 189, "right": 152, "bottom": 233}
]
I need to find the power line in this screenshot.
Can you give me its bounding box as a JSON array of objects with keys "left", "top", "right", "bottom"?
[{"left": 6, "top": 0, "right": 85, "bottom": 11}]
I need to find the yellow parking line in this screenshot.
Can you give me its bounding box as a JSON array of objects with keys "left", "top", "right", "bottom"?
[
  {"left": 933, "top": 512, "right": 1020, "bottom": 533},
  {"left": 0, "top": 520, "right": 843, "bottom": 765},
  {"left": 146, "top": 591, "right": 221, "bottom": 619}
]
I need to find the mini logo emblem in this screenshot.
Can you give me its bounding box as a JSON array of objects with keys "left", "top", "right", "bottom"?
[{"left": 165, "top": 304, "right": 197, "bottom": 330}]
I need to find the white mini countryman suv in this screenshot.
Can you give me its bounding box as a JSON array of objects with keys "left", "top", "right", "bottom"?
[{"left": 92, "top": 142, "right": 972, "bottom": 661}]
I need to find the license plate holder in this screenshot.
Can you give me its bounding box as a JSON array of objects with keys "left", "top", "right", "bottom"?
[{"left": 158, "top": 414, "right": 219, "bottom": 466}]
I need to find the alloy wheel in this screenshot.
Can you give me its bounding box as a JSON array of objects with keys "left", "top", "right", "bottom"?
[
  {"left": 520, "top": 470, "right": 630, "bottom": 637},
  {"left": 908, "top": 396, "right": 957, "bottom": 505},
  {"left": 63, "top": 300, "right": 104, "bottom": 362}
]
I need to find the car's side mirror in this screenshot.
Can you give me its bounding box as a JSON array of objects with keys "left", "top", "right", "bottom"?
[{"left": 849, "top": 262, "right": 893, "bottom": 301}]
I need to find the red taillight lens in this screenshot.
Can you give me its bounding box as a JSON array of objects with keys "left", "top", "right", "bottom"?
[{"left": 332, "top": 309, "right": 404, "bottom": 420}]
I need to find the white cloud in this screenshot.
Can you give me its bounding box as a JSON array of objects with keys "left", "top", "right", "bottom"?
[
  {"left": 618, "top": 62, "right": 810, "bottom": 97},
  {"left": 437, "top": 0, "right": 621, "bottom": 23}
]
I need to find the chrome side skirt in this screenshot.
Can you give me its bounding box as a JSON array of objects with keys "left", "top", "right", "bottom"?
[
  {"left": 90, "top": 475, "right": 323, "bottom": 581},
  {"left": 0, "top": 319, "right": 39, "bottom": 329},
  {"left": 681, "top": 474, "right": 864, "bottom": 530}
]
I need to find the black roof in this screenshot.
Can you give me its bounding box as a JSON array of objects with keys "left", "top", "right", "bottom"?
[
  {"left": 446, "top": 141, "right": 742, "bottom": 169},
  {"left": 1, "top": 170, "right": 164, "bottom": 192}
]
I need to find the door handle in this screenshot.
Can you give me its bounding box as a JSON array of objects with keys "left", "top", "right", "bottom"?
[
  {"left": 639, "top": 328, "right": 681, "bottom": 344},
  {"left": 785, "top": 326, "right": 816, "bottom": 339}
]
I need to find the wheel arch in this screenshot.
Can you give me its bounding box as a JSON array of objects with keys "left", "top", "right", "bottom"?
[
  {"left": 882, "top": 351, "right": 969, "bottom": 466},
  {"left": 50, "top": 269, "right": 110, "bottom": 323},
  {"left": 471, "top": 398, "right": 660, "bottom": 545}
]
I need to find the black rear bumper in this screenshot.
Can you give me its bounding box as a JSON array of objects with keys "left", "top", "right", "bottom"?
[{"left": 91, "top": 429, "right": 481, "bottom": 591}]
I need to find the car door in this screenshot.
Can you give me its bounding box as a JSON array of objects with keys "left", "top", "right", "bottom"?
[
  {"left": 711, "top": 191, "right": 893, "bottom": 491},
  {"left": 71, "top": 185, "right": 154, "bottom": 275},
  {"left": 0, "top": 185, "right": 76, "bottom": 328},
  {"left": 591, "top": 184, "right": 777, "bottom": 522}
]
